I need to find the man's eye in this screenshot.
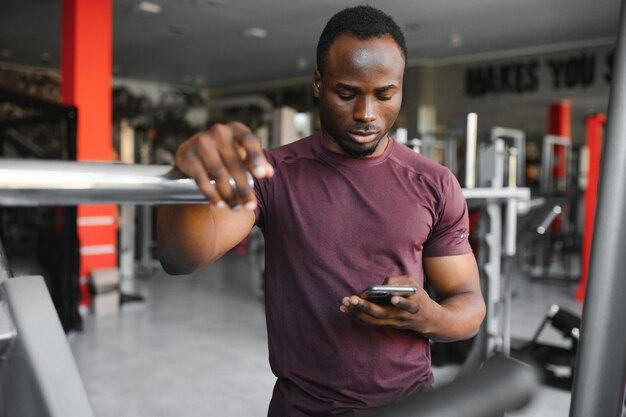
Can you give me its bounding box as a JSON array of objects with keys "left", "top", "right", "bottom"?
[
  {"left": 338, "top": 94, "right": 355, "bottom": 101},
  {"left": 377, "top": 95, "right": 392, "bottom": 101}
]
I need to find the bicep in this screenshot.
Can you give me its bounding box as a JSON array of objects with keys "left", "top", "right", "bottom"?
[{"left": 423, "top": 253, "right": 480, "bottom": 300}]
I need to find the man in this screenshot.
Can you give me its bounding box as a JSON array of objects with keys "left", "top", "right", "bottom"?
[{"left": 157, "top": 5, "right": 485, "bottom": 416}]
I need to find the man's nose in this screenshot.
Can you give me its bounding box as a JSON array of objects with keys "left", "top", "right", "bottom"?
[{"left": 353, "top": 96, "right": 376, "bottom": 123}]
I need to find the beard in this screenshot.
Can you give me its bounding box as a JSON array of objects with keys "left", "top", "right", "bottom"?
[
  {"left": 333, "top": 135, "right": 382, "bottom": 159},
  {"left": 323, "top": 121, "right": 385, "bottom": 159}
]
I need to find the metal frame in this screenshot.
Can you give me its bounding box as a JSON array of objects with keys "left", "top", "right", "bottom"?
[
  {"left": 0, "top": 276, "right": 95, "bottom": 417},
  {"left": 540, "top": 134, "right": 571, "bottom": 193},
  {"left": 465, "top": 113, "right": 478, "bottom": 188},
  {"left": 464, "top": 187, "right": 529, "bottom": 358},
  {"left": 570, "top": 1, "right": 626, "bottom": 415},
  {"left": 491, "top": 126, "right": 526, "bottom": 187}
]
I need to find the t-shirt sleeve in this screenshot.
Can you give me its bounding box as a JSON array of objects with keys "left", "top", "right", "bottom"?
[
  {"left": 422, "top": 171, "right": 472, "bottom": 257},
  {"left": 254, "top": 149, "right": 273, "bottom": 229}
]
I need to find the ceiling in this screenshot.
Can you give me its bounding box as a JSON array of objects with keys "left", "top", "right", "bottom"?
[{"left": 0, "top": 0, "right": 621, "bottom": 90}]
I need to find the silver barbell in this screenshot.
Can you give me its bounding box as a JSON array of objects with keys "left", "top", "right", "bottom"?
[{"left": 0, "top": 159, "right": 253, "bottom": 206}]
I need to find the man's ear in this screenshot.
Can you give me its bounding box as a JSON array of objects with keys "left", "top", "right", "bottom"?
[{"left": 312, "top": 69, "right": 322, "bottom": 98}]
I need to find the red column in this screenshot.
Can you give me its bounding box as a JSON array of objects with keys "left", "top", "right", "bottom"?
[
  {"left": 548, "top": 100, "right": 571, "bottom": 180},
  {"left": 576, "top": 114, "right": 607, "bottom": 302},
  {"left": 61, "top": 0, "right": 117, "bottom": 309}
]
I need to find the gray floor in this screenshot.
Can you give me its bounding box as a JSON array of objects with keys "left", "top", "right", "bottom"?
[{"left": 68, "top": 246, "right": 596, "bottom": 417}]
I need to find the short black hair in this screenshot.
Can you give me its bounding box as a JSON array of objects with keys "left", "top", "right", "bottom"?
[{"left": 316, "top": 5, "right": 407, "bottom": 76}]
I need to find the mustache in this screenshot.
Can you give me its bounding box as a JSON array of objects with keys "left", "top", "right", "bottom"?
[{"left": 348, "top": 123, "right": 380, "bottom": 133}]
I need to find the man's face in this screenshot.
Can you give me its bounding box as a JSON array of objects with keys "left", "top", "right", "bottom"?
[{"left": 313, "top": 33, "right": 404, "bottom": 158}]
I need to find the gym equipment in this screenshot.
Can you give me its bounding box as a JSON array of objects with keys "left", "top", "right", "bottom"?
[
  {"left": 515, "top": 304, "right": 580, "bottom": 390},
  {"left": 490, "top": 126, "right": 526, "bottom": 187},
  {"left": 367, "top": 354, "right": 537, "bottom": 417},
  {"left": 540, "top": 134, "right": 572, "bottom": 193},
  {"left": 570, "top": 0, "right": 626, "bottom": 415},
  {"left": 0, "top": 276, "right": 95, "bottom": 417},
  {"left": 521, "top": 202, "right": 581, "bottom": 282},
  {"left": 468, "top": 115, "right": 530, "bottom": 358},
  {"left": 431, "top": 113, "right": 531, "bottom": 377}
]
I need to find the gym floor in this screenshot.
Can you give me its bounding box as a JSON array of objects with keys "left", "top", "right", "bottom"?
[{"left": 68, "top": 240, "right": 615, "bottom": 417}]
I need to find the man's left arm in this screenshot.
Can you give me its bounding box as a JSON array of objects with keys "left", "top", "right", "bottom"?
[{"left": 340, "top": 253, "right": 485, "bottom": 342}]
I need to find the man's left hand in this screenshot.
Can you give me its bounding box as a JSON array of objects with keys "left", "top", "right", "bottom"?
[{"left": 339, "top": 275, "right": 434, "bottom": 333}]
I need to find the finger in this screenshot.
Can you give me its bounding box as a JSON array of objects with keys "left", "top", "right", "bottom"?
[
  {"left": 195, "top": 132, "right": 242, "bottom": 209},
  {"left": 229, "top": 121, "right": 274, "bottom": 178},
  {"left": 390, "top": 296, "right": 419, "bottom": 314},
  {"left": 348, "top": 296, "right": 390, "bottom": 319},
  {"left": 208, "top": 124, "right": 258, "bottom": 208},
  {"left": 175, "top": 147, "right": 223, "bottom": 206}
]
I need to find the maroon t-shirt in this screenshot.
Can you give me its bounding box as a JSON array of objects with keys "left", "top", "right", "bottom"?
[{"left": 254, "top": 132, "right": 471, "bottom": 416}]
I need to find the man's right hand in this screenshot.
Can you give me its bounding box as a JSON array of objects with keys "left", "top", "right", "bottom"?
[{"left": 175, "top": 121, "right": 274, "bottom": 211}]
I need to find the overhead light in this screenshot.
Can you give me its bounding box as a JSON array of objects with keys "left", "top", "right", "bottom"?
[
  {"left": 138, "top": 1, "right": 162, "bottom": 14},
  {"left": 242, "top": 27, "right": 268, "bottom": 39},
  {"left": 296, "top": 57, "right": 307, "bottom": 70},
  {"left": 449, "top": 33, "right": 462, "bottom": 48}
]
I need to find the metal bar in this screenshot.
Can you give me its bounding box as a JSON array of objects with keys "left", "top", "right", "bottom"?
[
  {"left": 465, "top": 113, "right": 478, "bottom": 188},
  {"left": 536, "top": 205, "right": 562, "bottom": 235},
  {"left": 570, "top": 1, "right": 626, "bottom": 416},
  {"left": 0, "top": 159, "right": 211, "bottom": 206},
  {"left": 462, "top": 187, "right": 530, "bottom": 201},
  {"left": 494, "top": 139, "right": 505, "bottom": 188},
  {"left": 491, "top": 127, "right": 526, "bottom": 187}
]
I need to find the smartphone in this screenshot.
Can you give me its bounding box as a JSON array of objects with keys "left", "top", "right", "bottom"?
[{"left": 360, "top": 285, "right": 417, "bottom": 306}]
